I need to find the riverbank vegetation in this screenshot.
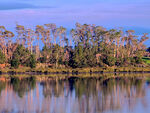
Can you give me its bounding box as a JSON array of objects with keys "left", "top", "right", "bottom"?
[{"left": 0, "top": 23, "right": 149, "bottom": 73}]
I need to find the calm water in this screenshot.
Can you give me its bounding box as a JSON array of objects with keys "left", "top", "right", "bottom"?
[{"left": 0, "top": 75, "right": 150, "bottom": 113}]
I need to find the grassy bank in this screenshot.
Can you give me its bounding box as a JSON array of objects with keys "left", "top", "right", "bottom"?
[
  {"left": 143, "top": 57, "right": 150, "bottom": 64},
  {"left": 0, "top": 66, "right": 149, "bottom": 75},
  {"left": 1, "top": 73, "right": 150, "bottom": 84}
]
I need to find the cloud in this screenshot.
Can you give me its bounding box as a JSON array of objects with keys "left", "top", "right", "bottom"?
[
  {"left": 0, "top": 2, "right": 37, "bottom": 10},
  {"left": 0, "top": 2, "right": 54, "bottom": 10}
]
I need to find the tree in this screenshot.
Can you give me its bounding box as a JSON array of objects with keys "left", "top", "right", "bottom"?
[
  {"left": 103, "top": 56, "right": 116, "bottom": 66},
  {"left": 0, "top": 23, "right": 148, "bottom": 68},
  {"left": 147, "top": 47, "right": 150, "bottom": 53},
  {"left": 3, "top": 30, "right": 14, "bottom": 60},
  {"left": 35, "top": 25, "right": 45, "bottom": 59},
  {"left": 11, "top": 58, "right": 20, "bottom": 68},
  {"left": 11, "top": 45, "right": 31, "bottom": 68},
  {"left": 25, "top": 29, "right": 35, "bottom": 54},
  {"left": 29, "top": 54, "right": 36, "bottom": 68},
  {"left": 52, "top": 44, "right": 61, "bottom": 68},
  {"left": 0, "top": 26, "right": 6, "bottom": 58},
  {"left": 57, "top": 26, "right": 66, "bottom": 47},
  {"left": 45, "top": 23, "right": 57, "bottom": 45},
  {"left": 16, "top": 25, "right": 26, "bottom": 46},
  {"left": 0, "top": 50, "right": 5, "bottom": 64},
  {"left": 41, "top": 45, "right": 52, "bottom": 64}
]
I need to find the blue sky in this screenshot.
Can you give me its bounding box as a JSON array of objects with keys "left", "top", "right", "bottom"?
[{"left": 0, "top": 0, "right": 150, "bottom": 45}]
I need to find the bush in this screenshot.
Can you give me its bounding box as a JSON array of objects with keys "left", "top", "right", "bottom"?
[
  {"left": 129, "top": 57, "right": 143, "bottom": 64},
  {"left": 104, "top": 56, "right": 116, "bottom": 66},
  {"left": 115, "top": 57, "right": 124, "bottom": 66},
  {"left": 135, "top": 57, "right": 143, "bottom": 64},
  {"left": 29, "top": 54, "right": 36, "bottom": 68},
  {"left": 0, "top": 50, "right": 5, "bottom": 64},
  {"left": 130, "top": 57, "right": 135, "bottom": 64},
  {"left": 12, "top": 45, "right": 30, "bottom": 66},
  {"left": 11, "top": 59, "right": 20, "bottom": 68},
  {"left": 39, "top": 57, "right": 46, "bottom": 63}
]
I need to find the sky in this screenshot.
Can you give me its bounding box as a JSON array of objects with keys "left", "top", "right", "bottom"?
[{"left": 0, "top": 0, "right": 150, "bottom": 45}]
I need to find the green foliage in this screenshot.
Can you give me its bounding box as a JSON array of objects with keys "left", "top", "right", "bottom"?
[
  {"left": 11, "top": 58, "right": 20, "bottom": 68},
  {"left": 104, "top": 56, "right": 116, "bottom": 66},
  {"left": 142, "top": 57, "right": 150, "bottom": 64},
  {"left": 134, "top": 57, "right": 143, "bottom": 64},
  {"left": 29, "top": 54, "right": 36, "bottom": 68},
  {"left": 52, "top": 44, "right": 61, "bottom": 67},
  {"left": 0, "top": 23, "right": 149, "bottom": 69},
  {"left": 11, "top": 77, "right": 36, "bottom": 98},
  {"left": 11, "top": 45, "right": 31, "bottom": 68},
  {"left": 129, "top": 57, "right": 143, "bottom": 65},
  {"left": 115, "top": 57, "right": 124, "bottom": 66},
  {"left": 0, "top": 50, "right": 5, "bottom": 64},
  {"left": 41, "top": 45, "right": 52, "bottom": 63},
  {"left": 0, "top": 82, "right": 6, "bottom": 94},
  {"left": 12, "top": 45, "right": 30, "bottom": 63},
  {"left": 71, "top": 45, "right": 84, "bottom": 68}
]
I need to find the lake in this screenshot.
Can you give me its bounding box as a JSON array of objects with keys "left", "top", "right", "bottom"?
[{"left": 0, "top": 74, "right": 150, "bottom": 113}]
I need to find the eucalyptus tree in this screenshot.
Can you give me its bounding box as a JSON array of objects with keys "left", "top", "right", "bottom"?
[
  {"left": 0, "top": 23, "right": 148, "bottom": 68},
  {"left": 40, "top": 24, "right": 54, "bottom": 65},
  {"left": 0, "top": 49, "right": 5, "bottom": 64},
  {"left": 16, "top": 25, "right": 26, "bottom": 46},
  {"left": 44, "top": 24, "right": 58, "bottom": 46},
  {"left": 120, "top": 35, "right": 126, "bottom": 59},
  {"left": 125, "top": 30, "right": 137, "bottom": 58},
  {"left": 113, "top": 30, "right": 122, "bottom": 58},
  {"left": 138, "top": 33, "right": 149, "bottom": 50},
  {"left": 92, "top": 26, "right": 104, "bottom": 65},
  {"left": 25, "top": 28, "right": 35, "bottom": 54},
  {"left": 70, "top": 23, "right": 98, "bottom": 67},
  {"left": 35, "top": 25, "right": 45, "bottom": 59},
  {"left": 43, "top": 24, "right": 59, "bottom": 65},
  {"left": 135, "top": 33, "right": 149, "bottom": 58},
  {"left": 0, "top": 26, "right": 6, "bottom": 56},
  {"left": 49, "top": 24, "right": 57, "bottom": 45},
  {"left": 0, "top": 26, "right": 6, "bottom": 64},
  {"left": 57, "top": 26, "right": 67, "bottom": 47},
  {"left": 3, "top": 30, "right": 14, "bottom": 60},
  {"left": 44, "top": 23, "right": 57, "bottom": 45},
  {"left": 52, "top": 26, "right": 67, "bottom": 66},
  {"left": 44, "top": 24, "right": 51, "bottom": 47},
  {"left": 0, "top": 27, "right": 15, "bottom": 61},
  {"left": 93, "top": 26, "right": 107, "bottom": 53}
]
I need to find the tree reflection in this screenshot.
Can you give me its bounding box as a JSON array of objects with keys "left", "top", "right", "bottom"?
[
  {"left": 0, "top": 81, "right": 6, "bottom": 95},
  {"left": 0, "top": 75, "right": 149, "bottom": 113},
  {"left": 40, "top": 76, "right": 147, "bottom": 113},
  {"left": 10, "top": 76, "right": 36, "bottom": 98}
]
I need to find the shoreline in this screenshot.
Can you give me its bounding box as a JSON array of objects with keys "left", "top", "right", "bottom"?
[{"left": 0, "top": 67, "right": 150, "bottom": 75}]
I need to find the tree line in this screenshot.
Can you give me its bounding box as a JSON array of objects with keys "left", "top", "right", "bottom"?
[{"left": 0, "top": 23, "right": 149, "bottom": 68}]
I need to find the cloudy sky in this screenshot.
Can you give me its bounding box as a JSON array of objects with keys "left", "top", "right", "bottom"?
[{"left": 0, "top": 0, "right": 150, "bottom": 45}]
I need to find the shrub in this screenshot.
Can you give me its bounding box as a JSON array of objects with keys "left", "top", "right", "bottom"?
[
  {"left": 29, "top": 54, "right": 36, "bottom": 68},
  {"left": 115, "top": 57, "right": 124, "bottom": 66},
  {"left": 0, "top": 50, "right": 5, "bottom": 64},
  {"left": 135, "top": 57, "right": 143, "bottom": 64},
  {"left": 11, "top": 58, "right": 20, "bottom": 68},
  {"left": 104, "top": 56, "right": 116, "bottom": 66}
]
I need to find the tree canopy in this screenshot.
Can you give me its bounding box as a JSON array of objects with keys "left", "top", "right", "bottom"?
[{"left": 0, "top": 23, "right": 149, "bottom": 68}]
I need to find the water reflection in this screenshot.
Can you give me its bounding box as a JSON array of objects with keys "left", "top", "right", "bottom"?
[{"left": 0, "top": 75, "right": 150, "bottom": 113}]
